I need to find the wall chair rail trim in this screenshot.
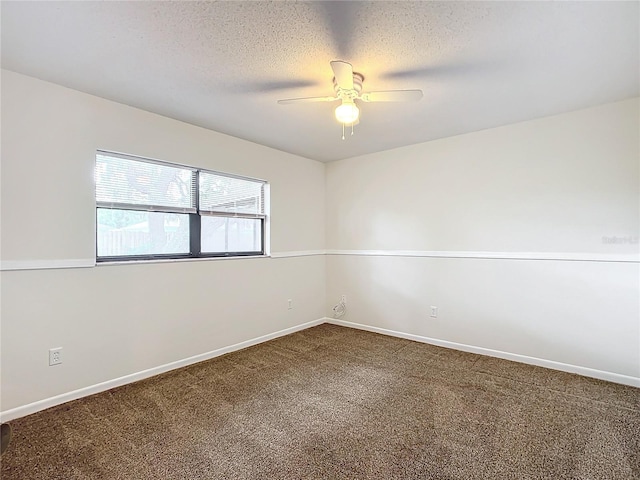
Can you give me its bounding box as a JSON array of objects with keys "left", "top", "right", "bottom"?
[
  {"left": 2, "top": 250, "right": 637, "bottom": 271},
  {"left": 325, "top": 250, "right": 639, "bottom": 263}
]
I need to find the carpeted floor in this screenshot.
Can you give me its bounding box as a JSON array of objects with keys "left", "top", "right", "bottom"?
[{"left": 1, "top": 324, "right": 639, "bottom": 479}]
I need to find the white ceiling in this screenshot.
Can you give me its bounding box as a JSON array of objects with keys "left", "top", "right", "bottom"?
[{"left": 2, "top": 1, "right": 638, "bottom": 162}]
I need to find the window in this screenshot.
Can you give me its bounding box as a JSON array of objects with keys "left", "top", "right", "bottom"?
[{"left": 95, "top": 151, "right": 266, "bottom": 261}]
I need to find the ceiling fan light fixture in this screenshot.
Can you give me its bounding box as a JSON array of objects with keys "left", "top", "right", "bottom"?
[{"left": 335, "top": 101, "right": 359, "bottom": 124}]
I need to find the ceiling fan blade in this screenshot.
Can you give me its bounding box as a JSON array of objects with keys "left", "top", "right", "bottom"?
[
  {"left": 277, "top": 96, "right": 337, "bottom": 105},
  {"left": 382, "top": 59, "right": 501, "bottom": 80},
  {"left": 330, "top": 60, "right": 354, "bottom": 90},
  {"left": 359, "top": 90, "right": 423, "bottom": 102},
  {"left": 234, "top": 79, "right": 319, "bottom": 94}
]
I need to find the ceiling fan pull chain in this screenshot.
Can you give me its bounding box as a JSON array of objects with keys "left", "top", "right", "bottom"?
[
  {"left": 351, "top": 123, "right": 354, "bottom": 136},
  {"left": 342, "top": 123, "right": 345, "bottom": 140}
]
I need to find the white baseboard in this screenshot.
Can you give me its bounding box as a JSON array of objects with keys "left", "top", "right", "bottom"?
[
  {"left": 0, "top": 318, "right": 325, "bottom": 422},
  {"left": 3, "top": 316, "right": 636, "bottom": 422},
  {"left": 325, "top": 318, "right": 640, "bottom": 388}
]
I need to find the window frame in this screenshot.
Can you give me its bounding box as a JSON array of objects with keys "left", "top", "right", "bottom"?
[{"left": 95, "top": 151, "right": 267, "bottom": 263}]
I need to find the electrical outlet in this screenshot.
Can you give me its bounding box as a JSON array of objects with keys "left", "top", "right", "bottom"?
[
  {"left": 430, "top": 306, "right": 438, "bottom": 318},
  {"left": 341, "top": 295, "right": 347, "bottom": 304},
  {"left": 49, "top": 347, "right": 63, "bottom": 366},
  {"left": 287, "top": 299, "right": 293, "bottom": 310}
]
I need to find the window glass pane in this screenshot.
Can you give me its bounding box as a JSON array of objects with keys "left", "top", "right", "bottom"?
[
  {"left": 96, "top": 153, "right": 196, "bottom": 212},
  {"left": 199, "top": 171, "right": 264, "bottom": 215},
  {"left": 201, "top": 217, "right": 262, "bottom": 253},
  {"left": 97, "top": 208, "right": 189, "bottom": 257}
]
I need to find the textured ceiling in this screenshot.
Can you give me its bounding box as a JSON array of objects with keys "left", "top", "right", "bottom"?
[{"left": 2, "top": 1, "right": 638, "bottom": 162}]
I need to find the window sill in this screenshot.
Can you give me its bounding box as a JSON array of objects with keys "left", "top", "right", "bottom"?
[{"left": 96, "top": 254, "right": 270, "bottom": 267}]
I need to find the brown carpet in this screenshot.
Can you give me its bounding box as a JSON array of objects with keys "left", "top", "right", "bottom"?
[{"left": 1, "top": 324, "right": 639, "bottom": 479}]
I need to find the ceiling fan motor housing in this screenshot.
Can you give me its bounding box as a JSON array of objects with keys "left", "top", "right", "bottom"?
[{"left": 333, "top": 72, "right": 364, "bottom": 101}]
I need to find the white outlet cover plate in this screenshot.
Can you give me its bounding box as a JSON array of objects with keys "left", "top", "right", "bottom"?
[{"left": 49, "top": 347, "right": 63, "bottom": 366}]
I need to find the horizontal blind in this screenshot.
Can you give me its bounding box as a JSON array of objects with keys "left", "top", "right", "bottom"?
[
  {"left": 96, "top": 153, "right": 196, "bottom": 213},
  {"left": 199, "top": 170, "right": 265, "bottom": 217}
]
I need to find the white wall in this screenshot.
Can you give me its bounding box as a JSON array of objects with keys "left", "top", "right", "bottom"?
[
  {"left": 326, "top": 98, "right": 640, "bottom": 383},
  {"left": 0, "top": 70, "right": 326, "bottom": 415},
  {"left": 2, "top": 70, "right": 638, "bottom": 419}
]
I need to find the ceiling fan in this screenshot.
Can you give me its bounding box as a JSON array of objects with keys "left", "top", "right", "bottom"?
[{"left": 278, "top": 60, "right": 423, "bottom": 139}]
